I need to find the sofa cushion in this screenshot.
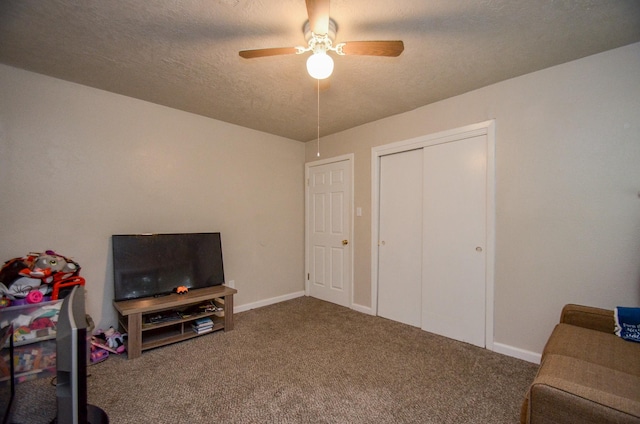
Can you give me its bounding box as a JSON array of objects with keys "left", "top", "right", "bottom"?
[
  {"left": 543, "top": 323, "right": 640, "bottom": 377},
  {"left": 529, "top": 354, "right": 640, "bottom": 423}
]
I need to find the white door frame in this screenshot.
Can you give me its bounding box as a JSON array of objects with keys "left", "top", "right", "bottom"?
[
  {"left": 371, "top": 121, "right": 496, "bottom": 350},
  {"left": 305, "top": 154, "right": 355, "bottom": 307}
]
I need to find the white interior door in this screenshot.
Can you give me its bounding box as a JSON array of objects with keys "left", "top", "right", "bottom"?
[
  {"left": 377, "top": 150, "right": 423, "bottom": 327},
  {"left": 421, "top": 135, "right": 487, "bottom": 347},
  {"left": 307, "top": 158, "right": 352, "bottom": 307}
]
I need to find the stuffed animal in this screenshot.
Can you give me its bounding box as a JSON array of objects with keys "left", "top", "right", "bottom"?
[
  {"left": 95, "top": 327, "right": 126, "bottom": 354},
  {"left": 0, "top": 256, "right": 42, "bottom": 300},
  {"left": 29, "top": 251, "right": 79, "bottom": 284},
  {"left": 0, "top": 278, "right": 43, "bottom": 300},
  {"left": 0, "top": 251, "right": 80, "bottom": 300},
  {"left": 104, "top": 327, "right": 126, "bottom": 353},
  {"left": 0, "top": 257, "right": 30, "bottom": 291}
]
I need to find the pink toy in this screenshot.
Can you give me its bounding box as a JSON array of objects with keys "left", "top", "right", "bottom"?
[
  {"left": 90, "top": 344, "right": 109, "bottom": 364},
  {"left": 26, "top": 290, "right": 44, "bottom": 304},
  {"left": 104, "top": 327, "right": 126, "bottom": 354},
  {"left": 94, "top": 327, "right": 126, "bottom": 354},
  {"left": 30, "top": 317, "right": 54, "bottom": 330}
]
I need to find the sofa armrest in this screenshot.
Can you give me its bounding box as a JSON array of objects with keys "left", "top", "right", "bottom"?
[{"left": 560, "top": 304, "right": 614, "bottom": 333}]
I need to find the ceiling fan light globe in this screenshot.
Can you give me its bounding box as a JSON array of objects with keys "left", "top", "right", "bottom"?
[{"left": 306, "top": 53, "right": 334, "bottom": 80}]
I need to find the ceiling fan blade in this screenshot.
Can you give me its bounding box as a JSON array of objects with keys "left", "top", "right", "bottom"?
[
  {"left": 340, "top": 40, "right": 404, "bottom": 57},
  {"left": 306, "top": 0, "right": 330, "bottom": 35},
  {"left": 239, "top": 47, "right": 299, "bottom": 59}
]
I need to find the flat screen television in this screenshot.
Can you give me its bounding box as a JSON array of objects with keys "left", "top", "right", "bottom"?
[
  {"left": 112, "top": 232, "right": 225, "bottom": 301},
  {"left": 53, "top": 285, "right": 108, "bottom": 423}
]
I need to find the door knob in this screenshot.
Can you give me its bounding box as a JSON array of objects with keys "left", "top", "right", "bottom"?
[{"left": 342, "top": 240, "right": 349, "bottom": 246}]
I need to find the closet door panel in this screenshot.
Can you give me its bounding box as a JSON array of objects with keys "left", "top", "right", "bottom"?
[
  {"left": 421, "top": 135, "right": 487, "bottom": 347},
  {"left": 377, "top": 149, "right": 423, "bottom": 327}
]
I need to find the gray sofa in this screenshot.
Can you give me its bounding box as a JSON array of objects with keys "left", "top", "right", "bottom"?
[{"left": 521, "top": 304, "right": 640, "bottom": 423}]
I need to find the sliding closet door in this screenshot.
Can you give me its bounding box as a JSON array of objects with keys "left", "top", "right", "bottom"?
[
  {"left": 421, "top": 135, "right": 487, "bottom": 347},
  {"left": 377, "top": 149, "right": 423, "bottom": 327}
]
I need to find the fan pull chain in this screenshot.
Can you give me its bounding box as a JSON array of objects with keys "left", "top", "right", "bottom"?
[{"left": 316, "top": 78, "right": 321, "bottom": 157}]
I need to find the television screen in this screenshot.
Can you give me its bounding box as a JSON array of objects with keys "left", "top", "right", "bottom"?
[{"left": 112, "top": 232, "right": 225, "bottom": 301}]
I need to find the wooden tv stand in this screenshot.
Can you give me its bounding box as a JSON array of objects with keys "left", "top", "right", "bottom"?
[{"left": 113, "top": 285, "right": 237, "bottom": 359}]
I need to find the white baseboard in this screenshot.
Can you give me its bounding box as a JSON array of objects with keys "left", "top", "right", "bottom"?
[
  {"left": 493, "top": 342, "right": 541, "bottom": 364},
  {"left": 351, "top": 303, "right": 373, "bottom": 315},
  {"left": 234, "top": 290, "right": 306, "bottom": 313},
  {"left": 236, "top": 294, "right": 375, "bottom": 316}
]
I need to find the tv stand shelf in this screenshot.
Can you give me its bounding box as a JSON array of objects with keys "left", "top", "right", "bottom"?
[{"left": 113, "top": 285, "right": 237, "bottom": 359}]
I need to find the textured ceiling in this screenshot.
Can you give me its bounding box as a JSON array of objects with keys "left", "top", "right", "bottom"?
[{"left": 1, "top": 0, "right": 639, "bottom": 142}]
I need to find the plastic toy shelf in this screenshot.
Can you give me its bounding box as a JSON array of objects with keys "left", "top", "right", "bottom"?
[
  {"left": 1, "top": 300, "right": 62, "bottom": 383},
  {"left": 113, "top": 285, "right": 236, "bottom": 359}
]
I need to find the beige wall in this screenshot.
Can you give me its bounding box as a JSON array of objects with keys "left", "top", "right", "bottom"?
[
  {"left": 305, "top": 42, "right": 640, "bottom": 358},
  {"left": 1, "top": 42, "right": 638, "bottom": 360},
  {"left": 0, "top": 64, "right": 306, "bottom": 329}
]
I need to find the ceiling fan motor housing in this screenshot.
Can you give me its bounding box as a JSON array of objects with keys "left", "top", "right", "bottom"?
[{"left": 304, "top": 18, "right": 337, "bottom": 44}]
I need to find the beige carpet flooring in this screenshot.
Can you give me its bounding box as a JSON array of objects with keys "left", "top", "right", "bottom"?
[{"left": 12, "top": 296, "right": 538, "bottom": 423}]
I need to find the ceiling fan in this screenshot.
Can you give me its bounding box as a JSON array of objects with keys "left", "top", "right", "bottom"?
[{"left": 239, "top": 0, "right": 404, "bottom": 80}]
